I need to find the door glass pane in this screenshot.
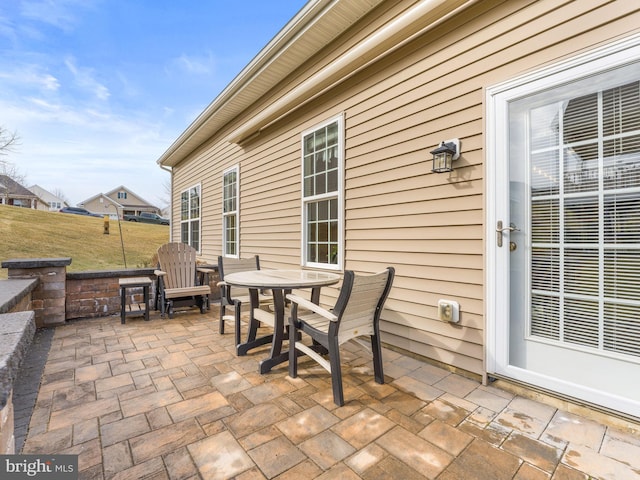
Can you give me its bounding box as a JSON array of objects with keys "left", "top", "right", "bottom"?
[
  {"left": 563, "top": 93, "right": 598, "bottom": 143},
  {"left": 604, "top": 193, "right": 640, "bottom": 243},
  {"left": 604, "top": 303, "right": 640, "bottom": 356},
  {"left": 531, "top": 150, "right": 559, "bottom": 196},
  {"left": 603, "top": 81, "right": 640, "bottom": 136},
  {"left": 516, "top": 80, "right": 640, "bottom": 358},
  {"left": 603, "top": 250, "right": 640, "bottom": 301},
  {"left": 531, "top": 247, "right": 559, "bottom": 291},
  {"left": 531, "top": 198, "right": 559, "bottom": 243},
  {"left": 564, "top": 143, "right": 599, "bottom": 193},
  {"left": 603, "top": 135, "right": 640, "bottom": 189},
  {"left": 564, "top": 197, "right": 598, "bottom": 243},
  {"left": 530, "top": 295, "right": 559, "bottom": 340},
  {"left": 564, "top": 249, "right": 598, "bottom": 295},
  {"left": 564, "top": 298, "right": 599, "bottom": 347}
]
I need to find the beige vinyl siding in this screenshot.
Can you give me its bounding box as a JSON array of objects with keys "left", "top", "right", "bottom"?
[
  {"left": 332, "top": 0, "right": 639, "bottom": 375},
  {"left": 81, "top": 198, "right": 104, "bottom": 214},
  {"left": 169, "top": 0, "right": 640, "bottom": 378}
]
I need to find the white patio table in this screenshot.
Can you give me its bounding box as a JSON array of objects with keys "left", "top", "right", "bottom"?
[{"left": 222, "top": 269, "right": 341, "bottom": 374}]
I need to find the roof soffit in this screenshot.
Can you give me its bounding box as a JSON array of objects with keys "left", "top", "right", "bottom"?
[
  {"left": 158, "top": 0, "right": 475, "bottom": 167},
  {"left": 158, "top": 0, "right": 384, "bottom": 168}
]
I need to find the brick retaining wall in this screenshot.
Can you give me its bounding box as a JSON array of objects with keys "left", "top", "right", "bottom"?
[
  {"left": 2, "top": 259, "right": 219, "bottom": 325},
  {"left": 2, "top": 258, "right": 71, "bottom": 327},
  {"left": 66, "top": 270, "right": 156, "bottom": 320}
]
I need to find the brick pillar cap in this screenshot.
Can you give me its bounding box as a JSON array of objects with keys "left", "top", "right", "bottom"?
[{"left": 1, "top": 258, "right": 72, "bottom": 269}]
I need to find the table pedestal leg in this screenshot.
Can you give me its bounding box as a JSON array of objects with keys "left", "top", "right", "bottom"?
[
  {"left": 236, "top": 287, "right": 321, "bottom": 373},
  {"left": 258, "top": 289, "right": 286, "bottom": 373}
]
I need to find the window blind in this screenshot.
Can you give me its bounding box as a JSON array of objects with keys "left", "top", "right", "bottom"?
[{"left": 530, "top": 81, "right": 640, "bottom": 357}]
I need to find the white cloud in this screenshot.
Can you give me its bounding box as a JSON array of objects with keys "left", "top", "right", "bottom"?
[
  {"left": 0, "top": 14, "right": 17, "bottom": 42},
  {"left": 170, "top": 53, "right": 215, "bottom": 76},
  {"left": 41, "top": 73, "right": 59, "bottom": 91},
  {"left": 0, "top": 65, "right": 60, "bottom": 93},
  {"left": 0, "top": 87, "right": 174, "bottom": 206},
  {"left": 18, "top": 0, "right": 94, "bottom": 32},
  {"left": 64, "top": 56, "right": 110, "bottom": 101}
]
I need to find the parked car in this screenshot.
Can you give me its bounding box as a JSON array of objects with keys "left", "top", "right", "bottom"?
[
  {"left": 123, "top": 212, "right": 170, "bottom": 225},
  {"left": 59, "top": 207, "right": 103, "bottom": 218}
]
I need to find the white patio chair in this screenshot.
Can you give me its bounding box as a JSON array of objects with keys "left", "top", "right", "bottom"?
[
  {"left": 155, "top": 243, "right": 211, "bottom": 318},
  {"left": 287, "top": 267, "right": 395, "bottom": 406},
  {"left": 217, "top": 255, "right": 272, "bottom": 348}
]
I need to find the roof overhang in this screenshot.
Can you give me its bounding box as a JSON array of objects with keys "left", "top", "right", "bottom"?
[{"left": 157, "top": 0, "right": 476, "bottom": 168}]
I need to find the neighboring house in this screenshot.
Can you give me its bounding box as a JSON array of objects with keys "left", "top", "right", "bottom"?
[
  {"left": 0, "top": 175, "right": 44, "bottom": 209},
  {"left": 157, "top": 1, "right": 640, "bottom": 420},
  {"left": 79, "top": 186, "right": 161, "bottom": 219},
  {"left": 29, "top": 184, "right": 68, "bottom": 211}
]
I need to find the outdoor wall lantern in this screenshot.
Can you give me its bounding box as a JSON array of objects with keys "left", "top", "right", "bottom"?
[{"left": 430, "top": 138, "right": 460, "bottom": 173}]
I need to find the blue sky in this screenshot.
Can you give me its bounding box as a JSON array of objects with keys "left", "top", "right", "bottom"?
[{"left": 0, "top": 0, "right": 307, "bottom": 207}]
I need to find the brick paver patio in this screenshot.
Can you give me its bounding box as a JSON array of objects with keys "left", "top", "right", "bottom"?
[{"left": 18, "top": 307, "right": 640, "bottom": 479}]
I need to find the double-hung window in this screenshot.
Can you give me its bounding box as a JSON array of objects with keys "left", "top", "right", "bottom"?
[
  {"left": 180, "top": 184, "right": 201, "bottom": 252},
  {"left": 301, "top": 115, "right": 343, "bottom": 269},
  {"left": 223, "top": 166, "right": 239, "bottom": 257}
]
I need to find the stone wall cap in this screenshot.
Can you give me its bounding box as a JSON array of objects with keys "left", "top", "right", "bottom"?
[
  {"left": 0, "top": 278, "right": 39, "bottom": 314},
  {"left": 0, "top": 311, "right": 36, "bottom": 409},
  {"left": 1, "top": 258, "right": 72, "bottom": 269},
  {"left": 66, "top": 268, "right": 156, "bottom": 280}
]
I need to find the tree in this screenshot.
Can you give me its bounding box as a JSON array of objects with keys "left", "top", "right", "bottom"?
[
  {"left": 0, "top": 161, "right": 27, "bottom": 186},
  {"left": 0, "top": 126, "right": 19, "bottom": 158},
  {"left": 160, "top": 177, "right": 171, "bottom": 211},
  {"left": 0, "top": 127, "right": 27, "bottom": 207},
  {"left": 52, "top": 188, "right": 70, "bottom": 205},
  {"left": 0, "top": 126, "right": 24, "bottom": 183}
]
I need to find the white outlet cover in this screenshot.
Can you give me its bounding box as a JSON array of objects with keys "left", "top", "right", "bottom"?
[{"left": 437, "top": 299, "right": 460, "bottom": 323}]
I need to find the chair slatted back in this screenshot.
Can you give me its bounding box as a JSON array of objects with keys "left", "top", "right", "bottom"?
[
  {"left": 157, "top": 243, "right": 198, "bottom": 290},
  {"left": 334, "top": 268, "right": 394, "bottom": 343},
  {"left": 218, "top": 256, "right": 260, "bottom": 298}
]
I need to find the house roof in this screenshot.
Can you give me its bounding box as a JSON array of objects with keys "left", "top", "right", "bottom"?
[
  {"left": 104, "top": 185, "right": 157, "bottom": 208},
  {"left": 0, "top": 175, "right": 37, "bottom": 198},
  {"left": 79, "top": 193, "right": 123, "bottom": 209},
  {"left": 29, "top": 184, "right": 68, "bottom": 205},
  {"left": 157, "top": 0, "right": 474, "bottom": 169},
  {"left": 79, "top": 186, "right": 158, "bottom": 210}
]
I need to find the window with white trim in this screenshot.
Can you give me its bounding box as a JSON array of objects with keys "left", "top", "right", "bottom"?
[
  {"left": 223, "top": 166, "right": 239, "bottom": 257},
  {"left": 302, "top": 115, "right": 343, "bottom": 269},
  {"left": 180, "top": 184, "right": 201, "bottom": 251}
]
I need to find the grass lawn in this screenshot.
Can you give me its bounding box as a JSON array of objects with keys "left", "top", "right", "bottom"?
[{"left": 0, "top": 205, "right": 170, "bottom": 279}]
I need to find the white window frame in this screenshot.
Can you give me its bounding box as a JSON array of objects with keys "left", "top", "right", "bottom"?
[
  {"left": 222, "top": 165, "right": 239, "bottom": 258},
  {"left": 180, "top": 183, "right": 201, "bottom": 252},
  {"left": 300, "top": 113, "right": 344, "bottom": 270}
]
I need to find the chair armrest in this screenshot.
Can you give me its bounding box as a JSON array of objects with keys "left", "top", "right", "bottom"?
[
  {"left": 216, "top": 281, "right": 226, "bottom": 287},
  {"left": 286, "top": 294, "right": 337, "bottom": 322},
  {"left": 154, "top": 270, "right": 166, "bottom": 277},
  {"left": 197, "top": 267, "right": 216, "bottom": 274}
]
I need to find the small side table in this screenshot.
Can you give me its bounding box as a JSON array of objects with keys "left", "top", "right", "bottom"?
[
  {"left": 197, "top": 266, "right": 218, "bottom": 310},
  {"left": 119, "top": 277, "right": 152, "bottom": 324}
]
